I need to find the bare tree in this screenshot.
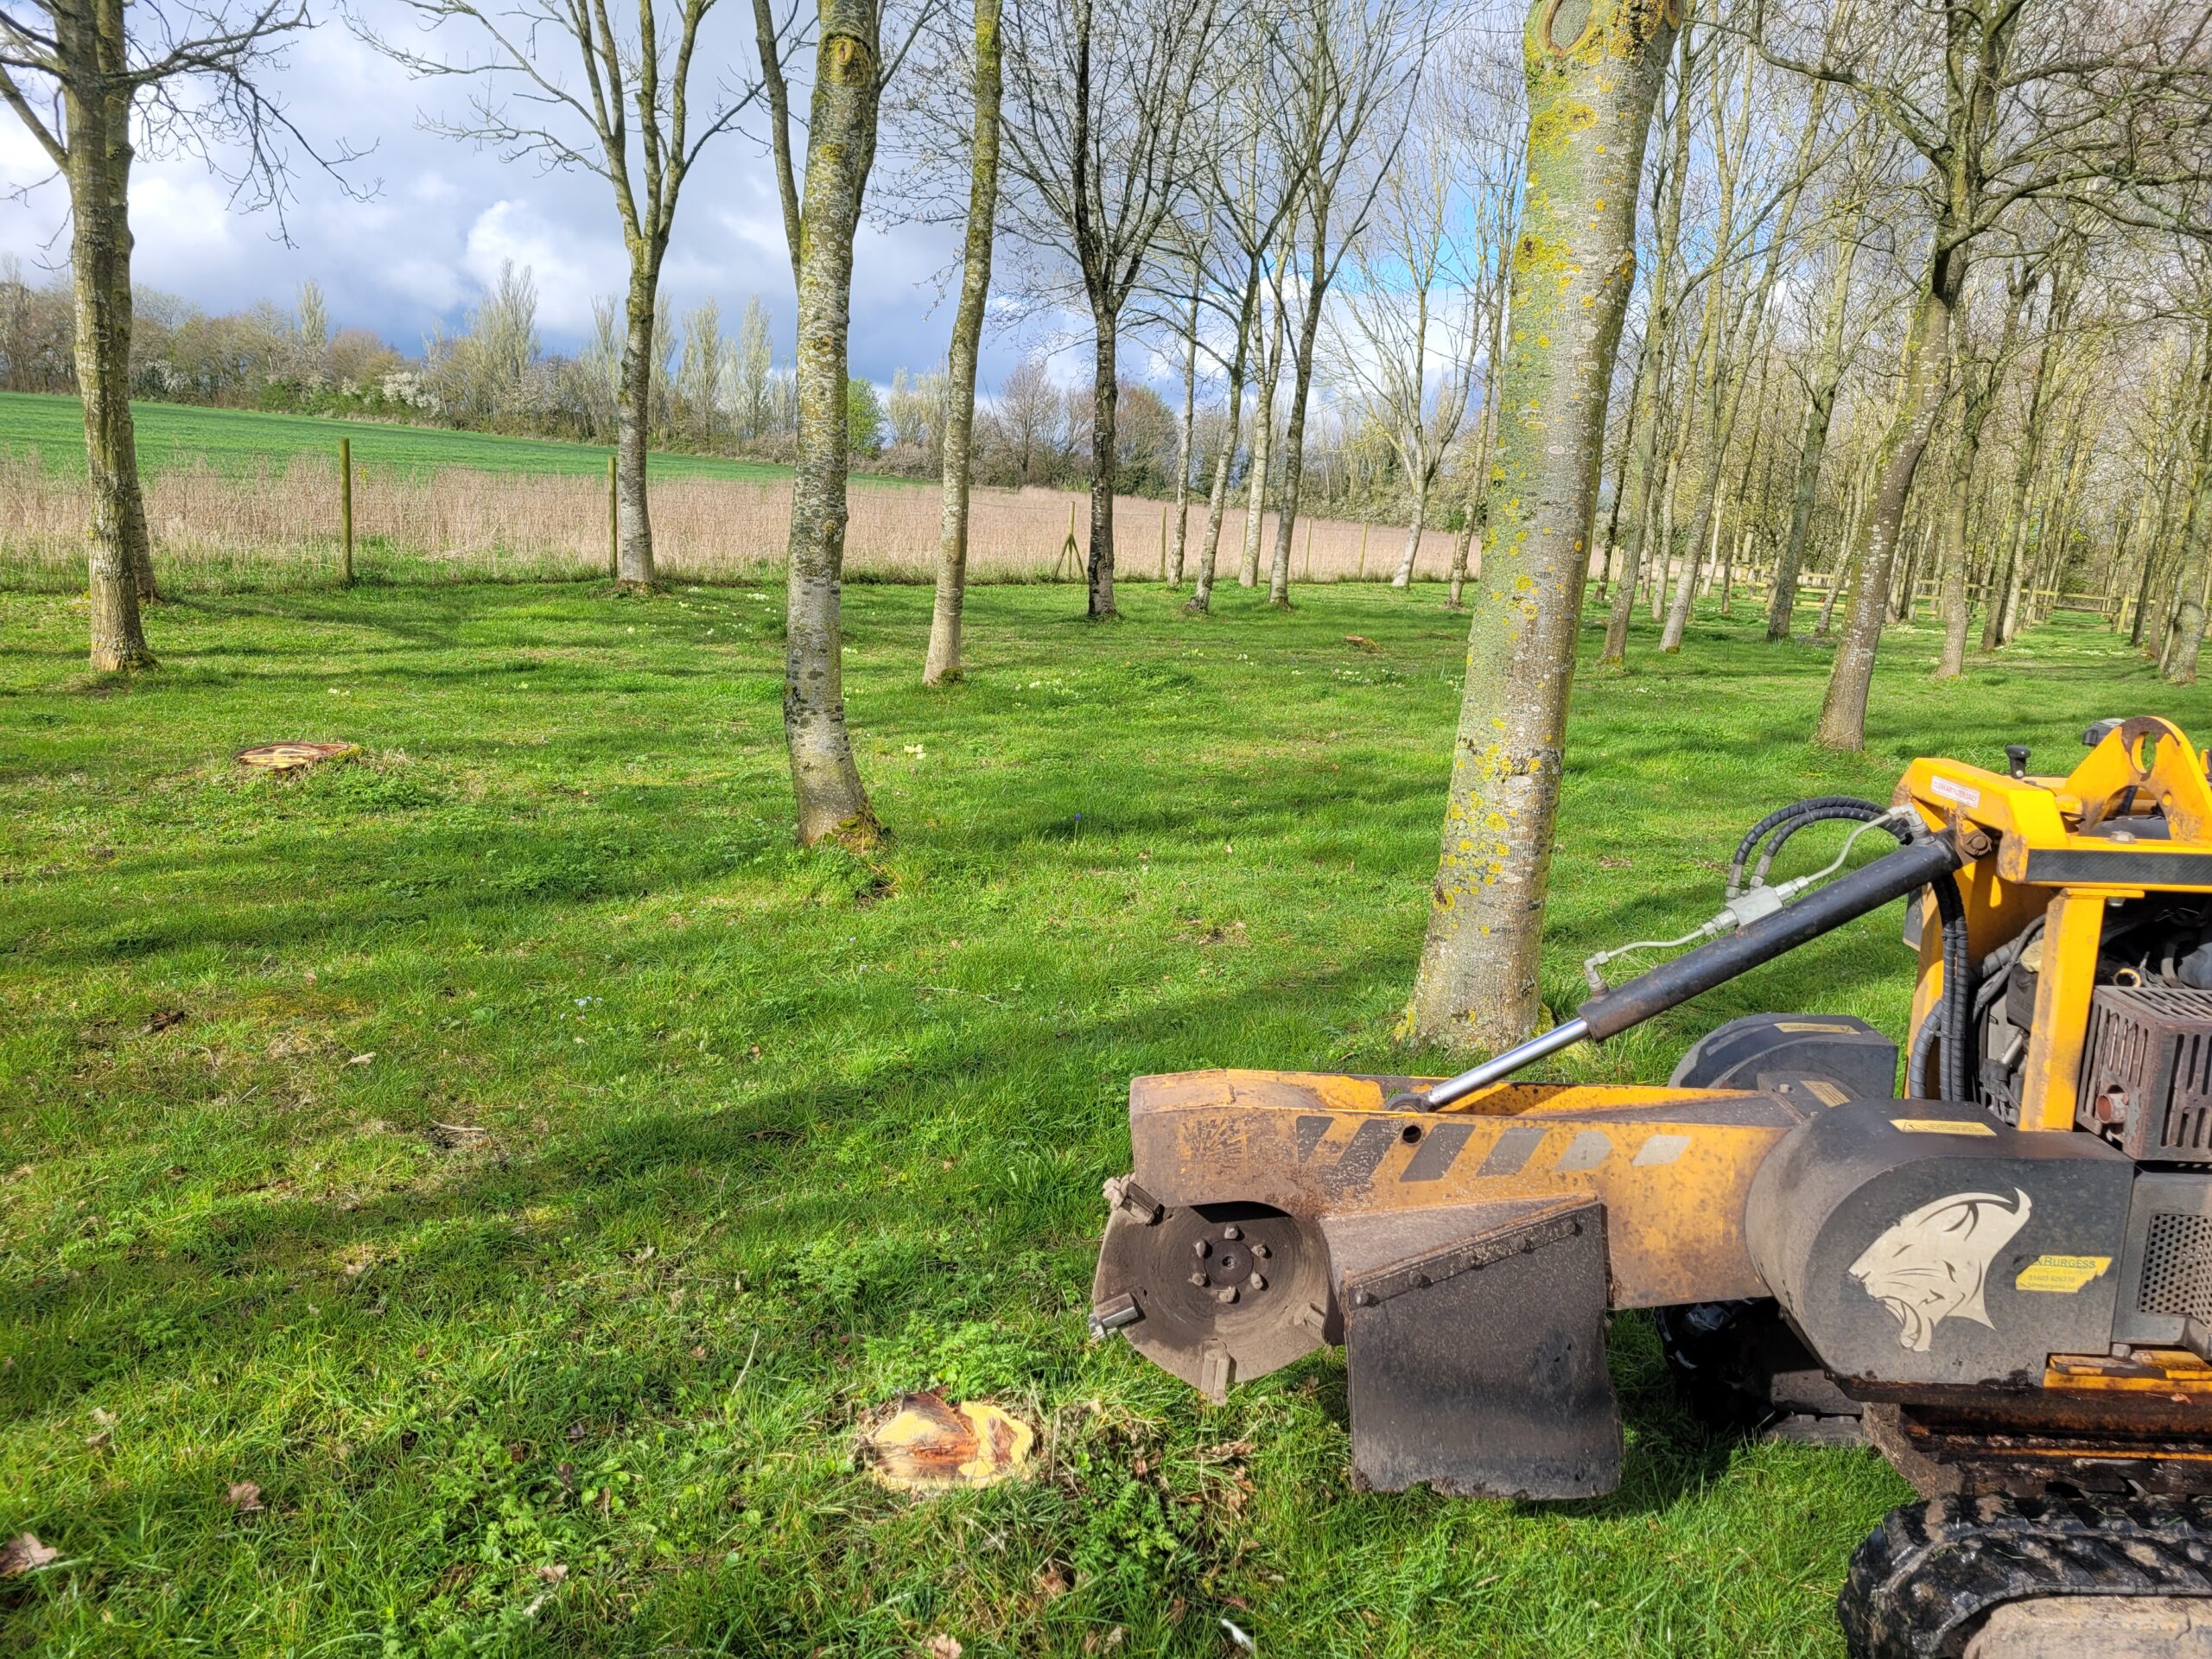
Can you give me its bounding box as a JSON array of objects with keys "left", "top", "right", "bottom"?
[
  {"left": 1321, "top": 88, "right": 1491, "bottom": 591},
  {"left": 763, "top": 0, "right": 931, "bottom": 846},
  {"left": 922, "top": 0, "right": 1001, "bottom": 685},
  {"left": 3, "top": 0, "right": 333, "bottom": 668},
  {"left": 363, "top": 0, "right": 789, "bottom": 590},
  {"left": 1402, "top": 0, "right": 1678, "bottom": 1052},
  {"left": 1757, "top": 0, "right": 2212, "bottom": 749},
  {"left": 998, "top": 0, "right": 1222, "bottom": 618},
  {"left": 1262, "top": 0, "right": 1421, "bottom": 608}
]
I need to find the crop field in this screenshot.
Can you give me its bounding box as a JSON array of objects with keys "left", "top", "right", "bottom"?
[
  {"left": 0, "top": 393, "right": 1466, "bottom": 591},
  {"left": 1, "top": 576, "right": 2190, "bottom": 1656},
  {"left": 0, "top": 390, "right": 791, "bottom": 482}
]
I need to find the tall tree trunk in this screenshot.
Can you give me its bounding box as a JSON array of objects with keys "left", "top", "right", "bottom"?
[
  {"left": 1936, "top": 423, "right": 1980, "bottom": 679},
  {"left": 1770, "top": 233, "right": 1858, "bottom": 641},
  {"left": 1187, "top": 264, "right": 1256, "bottom": 614},
  {"left": 1402, "top": 0, "right": 1675, "bottom": 1051},
  {"left": 1085, "top": 302, "right": 1119, "bottom": 618},
  {"left": 1447, "top": 505, "right": 1478, "bottom": 609},
  {"left": 1238, "top": 301, "right": 1281, "bottom": 589},
  {"left": 1602, "top": 314, "right": 1669, "bottom": 666},
  {"left": 924, "top": 0, "right": 1001, "bottom": 687},
  {"left": 1592, "top": 332, "right": 1651, "bottom": 611},
  {"left": 1392, "top": 465, "right": 1427, "bottom": 588},
  {"left": 783, "top": 3, "right": 885, "bottom": 849},
  {"left": 1168, "top": 278, "right": 1199, "bottom": 585},
  {"left": 65, "top": 61, "right": 154, "bottom": 671},
  {"left": 1811, "top": 239, "right": 1960, "bottom": 751},
  {"left": 615, "top": 260, "right": 661, "bottom": 588},
  {"left": 1267, "top": 253, "right": 1328, "bottom": 609},
  {"left": 2164, "top": 367, "right": 2212, "bottom": 685},
  {"left": 1657, "top": 279, "right": 1727, "bottom": 651}
]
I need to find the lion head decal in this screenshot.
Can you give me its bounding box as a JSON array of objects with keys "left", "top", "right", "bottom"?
[{"left": 1847, "top": 1189, "right": 2032, "bottom": 1352}]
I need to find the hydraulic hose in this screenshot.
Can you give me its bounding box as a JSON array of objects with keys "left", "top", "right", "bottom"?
[
  {"left": 1728, "top": 796, "right": 1885, "bottom": 896},
  {"left": 1746, "top": 797, "right": 1976, "bottom": 1103},
  {"left": 1753, "top": 800, "right": 1893, "bottom": 891},
  {"left": 1414, "top": 830, "right": 1968, "bottom": 1109}
]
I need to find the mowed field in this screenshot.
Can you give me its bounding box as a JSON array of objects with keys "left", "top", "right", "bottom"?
[
  {"left": 0, "top": 390, "right": 790, "bottom": 482},
  {"left": 0, "top": 393, "right": 1466, "bottom": 590},
  {"left": 3, "top": 582, "right": 2180, "bottom": 1656}
]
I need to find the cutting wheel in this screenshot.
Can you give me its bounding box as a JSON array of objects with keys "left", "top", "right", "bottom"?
[{"left": 1090, "top": 1180, "right": 1335, "bottom": 1402}]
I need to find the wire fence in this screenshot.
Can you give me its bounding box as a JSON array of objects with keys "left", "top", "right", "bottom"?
[{"left": 0, "top": 446, "right": 1470, "bottom": 594}]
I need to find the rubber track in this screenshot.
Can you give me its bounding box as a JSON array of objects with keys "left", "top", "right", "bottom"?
[{"left": 1840, "top": 1492, "right": 2212, "bottom": 1659}]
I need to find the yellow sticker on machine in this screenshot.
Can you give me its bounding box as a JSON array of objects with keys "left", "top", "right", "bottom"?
[
  {"left": 2017, "top": 1255, "right": 2113, "bottom": 1294},
  {"left": 1890, "top": 1117, "right": 1998, "bottom": 1136}
]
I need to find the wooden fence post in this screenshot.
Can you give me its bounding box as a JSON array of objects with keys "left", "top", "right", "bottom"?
[
  {"left": 339, "top": 436, "right": 354, "bottom": 587},
  {"left": 607, "top": 455, "right": 620, "bottom": 579},
  {"left": 1356, "top": 522, "right": 1369, "bottom": 581},
  {"left": 1303, "top": 518, "right": 1313, "bottom": 581},
  {"left": 1159, "top": 509, "right": 1167, "bottom": 582}
]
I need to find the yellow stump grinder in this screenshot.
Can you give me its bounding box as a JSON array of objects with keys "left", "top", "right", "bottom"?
[{"left": 1090, "top": 717, "right": 2212, "bottom": 1656}]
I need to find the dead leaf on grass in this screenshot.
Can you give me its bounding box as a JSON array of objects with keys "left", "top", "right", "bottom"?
[
  {"left": 226, "top": 1480, "right": 264, "bottom": 1514},
  {"left": 1082, "top": 1629, "right": 1126, "bottom": 1655},
  {"left": 1036, "top": 1563, "right": 1069, "bottom": 1599},
  {"left": 0, "top": 1534, "right": 59, "bottom": 1576},
  {"left": 346, "top": 1052, "right": 376, "bottom": 1066},
  {"left": 922, "top": 1637, "right": 962, "bottom": 1659},
  {"left": 1343, "top": 633, "right": 1381, "bottom": 652},
  {"left": 143, "top": 1008, "right": 187, "bottom": 1035},
  {"left": 536, "top": 1564, "right": 568, "bottom": 1585}
]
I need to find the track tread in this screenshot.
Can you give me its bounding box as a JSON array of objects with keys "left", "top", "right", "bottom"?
[{"left": 1841, "top": 1492, "right": 2212, "bottom": 1659}]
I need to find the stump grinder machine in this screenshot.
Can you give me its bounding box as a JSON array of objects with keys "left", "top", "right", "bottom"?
[{"left": 1090, "top": 716, "right": 2212, "bottom": 1656}]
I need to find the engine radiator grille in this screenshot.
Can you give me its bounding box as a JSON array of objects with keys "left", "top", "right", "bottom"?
[
  {"left": 2139, "top": 1211, "right": 2212, "bottom": 1322},
  {"left": 2080, "top": 984, "right": 2212, "bottom": 1162}
]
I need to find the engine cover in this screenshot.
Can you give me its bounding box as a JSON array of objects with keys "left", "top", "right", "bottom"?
[
  {"left": 2080, "top": 983, "right": 2212, "bottom": 1162},
  {"left": 1746, "top": 1101, "right": 2134, "bottom": 1388}
]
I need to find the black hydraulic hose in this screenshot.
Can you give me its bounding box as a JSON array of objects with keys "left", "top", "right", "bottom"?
[
  {"left": 1577, "top": 831, "right": 1967, "bottom": 1042},
  {"left": 1754, "top": 801, "right": 1893, "bottom": 890},
  {"left": 1729, "top": 796, "right": 1885, "bottom": 896},
  {"left": 1412, "top": 828, "right": 1971, "bottom": 1109},
  {"left": 1750, "top": 799, "right": 1975, "bottom": 1101}
]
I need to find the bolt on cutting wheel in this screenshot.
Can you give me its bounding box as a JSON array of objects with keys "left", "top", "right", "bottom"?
[{"left": 1090, "top": 1179, "right": 1335, "bottom": 1402}]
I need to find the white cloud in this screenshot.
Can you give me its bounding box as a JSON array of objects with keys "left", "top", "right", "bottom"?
[
  {"left": 0, "top": 0, "right": 1149, "bottom": 394},
  {"left": 461, "top": 199, "right": 626, "bottom": 332}
]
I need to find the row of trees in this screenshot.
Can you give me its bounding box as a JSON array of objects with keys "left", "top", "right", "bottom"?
[
  {"left": 3, "top": 256, "right": 1395, "bottom": 505},
  {"left": 10, "top": 0, "right": 2212, "bottom": 1058}
]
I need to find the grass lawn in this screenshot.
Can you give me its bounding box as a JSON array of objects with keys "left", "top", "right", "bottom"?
[
  {"left": 0, "top": 391, "right": 868, "bottom": 486},
  {"left": 1, "top": 580, "right": 2195, "bottom": 1656}
]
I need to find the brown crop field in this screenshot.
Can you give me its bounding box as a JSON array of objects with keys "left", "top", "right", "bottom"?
[{"left": 0, "top": 450, "right": 1466, "bottom": 592}]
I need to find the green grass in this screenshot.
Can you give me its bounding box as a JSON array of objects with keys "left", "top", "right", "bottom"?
[
  {"left": 0, "top": 390, "right": 830, "bottom": 484},
  {"left": 1, "top": 582, "right": 2195, "bottom": 1656}
]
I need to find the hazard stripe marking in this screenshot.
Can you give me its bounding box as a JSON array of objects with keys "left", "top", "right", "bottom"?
[
  {"left": 1554, "top": 1130, "right": 1612, "bottom": 1173},
  {"left": 1400, "top": 1121, "right": 1476, "bottom": 1183},
  {"left": 1294, "top": 1116, "right": 1332, "bottom": 1162},
  {"left": 1475, "top": 1124, "right": 1548, "bottom": 1179},
  {"left": 1334, "top": 1118, "right": 1401, "bottom": 1184}
]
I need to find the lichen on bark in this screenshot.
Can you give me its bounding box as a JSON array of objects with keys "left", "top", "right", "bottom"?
[{"left": 1400, "top": 0, "right": 1677, "bottom": 1052}]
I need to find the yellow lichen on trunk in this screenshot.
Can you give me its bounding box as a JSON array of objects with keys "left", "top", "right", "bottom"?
[{"left": 1401, "top": 0, "right": 1676, "bottom": 1052}]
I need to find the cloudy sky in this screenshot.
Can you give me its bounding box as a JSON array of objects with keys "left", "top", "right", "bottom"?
[{"left": 0, "top": 6, "right": 1056, "bottom": 389}]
